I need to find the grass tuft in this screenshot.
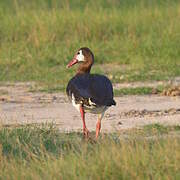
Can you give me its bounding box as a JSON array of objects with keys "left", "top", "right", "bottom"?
[{"left": 0, "top": 124, "right": 180, "bottom": 179}]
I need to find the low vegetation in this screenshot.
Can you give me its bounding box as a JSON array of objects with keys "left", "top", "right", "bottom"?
[
  {"left": 114, "top": 86, "right": 162, "bottom": 96},
  {"left": 0, "top": 124, "right": 180, "bottom": 179},
  {"left": 34, "top": 85, "right": 164, "bottom": 96},
  {"left": 0, "top": 0, "right": 180, "bottom": 89}
]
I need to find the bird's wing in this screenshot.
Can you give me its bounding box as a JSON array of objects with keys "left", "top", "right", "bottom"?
[{"left": 66, "top": 74, "right": 115, "bottom": 106}]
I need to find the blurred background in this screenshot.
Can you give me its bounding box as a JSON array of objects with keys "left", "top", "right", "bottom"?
[{"left": 0, "top": 0, "right": 179, "bottom": 90}]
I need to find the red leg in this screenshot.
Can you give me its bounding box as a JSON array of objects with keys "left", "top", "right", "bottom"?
[
  {"left": 96, "top": 112, "right": 105, "bottom": 139},
  {"left": 96, "top": 120, "right": 101, "bottom": 139},
  {"left": 80, "top": 106, "right": 89, "bottom": 137}
]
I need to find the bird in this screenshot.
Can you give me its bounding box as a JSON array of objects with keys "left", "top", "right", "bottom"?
[{"left": 66, "top": 47, "right": 116, "bottom": 138}]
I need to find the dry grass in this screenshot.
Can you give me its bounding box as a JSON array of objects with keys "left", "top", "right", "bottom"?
[{"left": 0, "top": 124, "right": 180, "bottom": 179}]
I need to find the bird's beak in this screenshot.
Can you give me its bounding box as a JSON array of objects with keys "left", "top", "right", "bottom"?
[{"left": 67, "top": 56, "right": 78, "bottom": 68}]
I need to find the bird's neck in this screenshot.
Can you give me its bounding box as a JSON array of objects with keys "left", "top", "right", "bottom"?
[{"left": 76, "top": 63, "right": 92, "bottom": 75}]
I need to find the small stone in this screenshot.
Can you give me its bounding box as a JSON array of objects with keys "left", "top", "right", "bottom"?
[
  {"left": 117, "top": 121, "right": 122, "bottom": 125},
  {"left": 53, "top": 96, "right": 57, "bottom": 100},
  {"left": 167, "top": 108, "right": 177, "bottom": 114},
  {"left": 167, "top": 90, "right": 171, "bottom": 96},
  {"left": 0, "top": 95, "right": 11, "bottom": 102},
  {"left": 162, "top": 89, "right": 167, "bottom": 96},
  {"left": 171, "top": 90, "right": 180, "bottom": 96},
  {"left": 152, "top": 88, "right": 158, "bottom": 94}
]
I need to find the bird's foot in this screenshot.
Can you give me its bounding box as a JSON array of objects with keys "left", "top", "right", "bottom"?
[
  {"left": 83, "top": 128, "right": 89, "bottom": 138},
  {"left": 95, "top": 121, "right": 101, "bottom": 139}
]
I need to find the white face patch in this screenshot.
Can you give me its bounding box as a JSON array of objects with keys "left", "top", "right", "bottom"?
[{"left": 76, "top": 50, "right": 84, "bottom": 62}]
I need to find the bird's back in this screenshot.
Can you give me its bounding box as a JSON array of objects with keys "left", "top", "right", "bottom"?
[{"left": 66, "top": 73, "right": 116, "bottom": 107}]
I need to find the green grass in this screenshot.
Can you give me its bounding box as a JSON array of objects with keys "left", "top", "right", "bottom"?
[
  {"left": 32, "top": 85, "right": 160, "bottom": 95},
  {"left": 0, "top": 124, "right": 180, "bottom": 179},
  {"left": 114, "top": 86, "right": 162, "bottom": 96},
  {"left": 120, "top": 124, "right": 180, "bottom": 137},
  {"left": 143, "top": 123, "right": 169, "bottom": 134},
  {"left": 31, "top": 85, "right": 162, "bottom": 96},
  {"left": 0, "top": 0, "right": 180, "bottom": 89},
  {"left": 31, "top": 81, "right": 166, "bottom": 96},
  {"left": 142, "top": 124, "right": 180, "bottom": 135}
]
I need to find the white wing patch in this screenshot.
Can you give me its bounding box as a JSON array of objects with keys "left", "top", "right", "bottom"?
[
  {"left": 71, "top": 94, "right": 108, "bottom": 114},
  {"left": 72, "top": 93, "right": 80, "bottom": 112},
  {"left": 88, "top": 98, "right": 96, "bottom": 106}
]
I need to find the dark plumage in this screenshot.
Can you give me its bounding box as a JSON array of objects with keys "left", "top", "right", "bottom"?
[
  {"left": 66, "top": 74, "right": 116, "bottom": 107},
  {"left": 66, "top": 47, "right": 116, "bottom": 138}
]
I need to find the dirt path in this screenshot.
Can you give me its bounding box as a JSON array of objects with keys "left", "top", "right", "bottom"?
[
  {"left": 0, "top": 83, "right": 180, "bottom": 132},
  {"left": 113, "top": 77, "right": 180, "bottom": 89}
]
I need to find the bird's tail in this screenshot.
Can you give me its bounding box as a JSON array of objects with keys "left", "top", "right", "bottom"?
[
  {"left": 112, "top": 99, "right": 116, "bottom": 106},
  {"left": 106, "top": 99, "right": 116, "bottom": 106}
]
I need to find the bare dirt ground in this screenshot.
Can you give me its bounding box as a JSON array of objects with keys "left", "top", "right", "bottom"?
[
  {"left": 0, "top": 82, "right": 180, "bottom": 132},
  {"left": 113, "top": 76, "right": 180, "bottom": 89}
]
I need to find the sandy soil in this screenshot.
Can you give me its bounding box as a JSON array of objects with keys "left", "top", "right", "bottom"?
[
  {"left": 113, "top": 77, "right": 180, "bottom": 89},
  {"left": 0, "top": 82, "right": 180, "bottom": 132}
]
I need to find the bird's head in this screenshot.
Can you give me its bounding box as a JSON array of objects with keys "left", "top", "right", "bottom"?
[{"left": 67, "top": 47, "right": 94, "bottom": 74}]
